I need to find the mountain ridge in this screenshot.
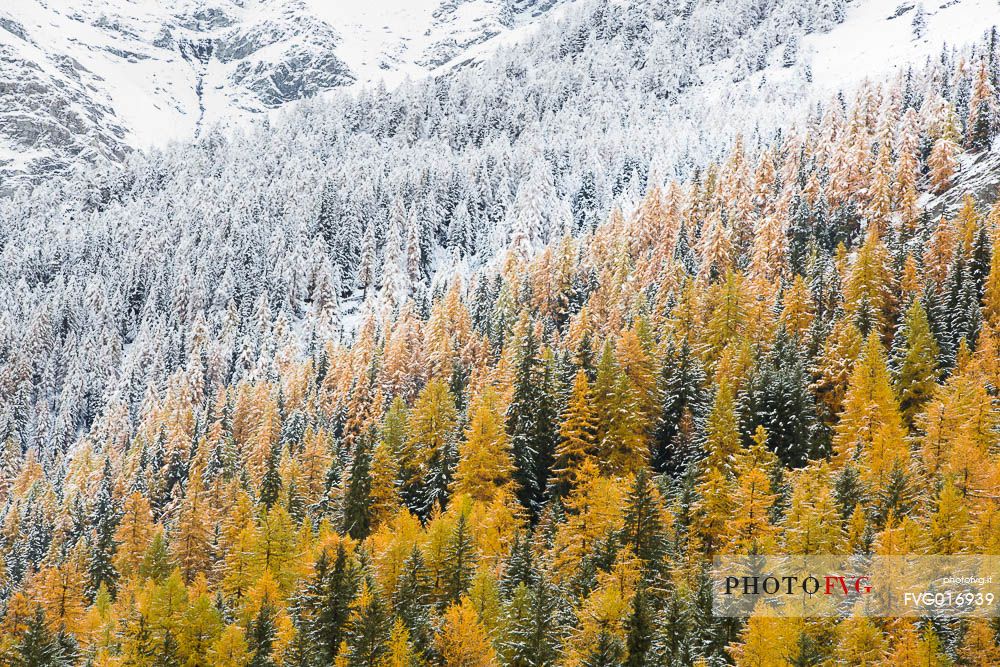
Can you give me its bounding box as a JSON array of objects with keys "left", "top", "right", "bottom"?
[{"left": 0, "top": 0, "right": 570, "bottom": 188}]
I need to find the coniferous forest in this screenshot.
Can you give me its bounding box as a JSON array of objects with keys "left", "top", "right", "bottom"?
[{"left": 1, "top": 1, "right": 1000, "bottom": 665}]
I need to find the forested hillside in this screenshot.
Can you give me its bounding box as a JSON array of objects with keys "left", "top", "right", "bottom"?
[
  {"left": 1, "top": 1, "right": 1000, "bottom": 666},
  {"left": 1, "top": 0, "right": 990, "bottom": 453}
]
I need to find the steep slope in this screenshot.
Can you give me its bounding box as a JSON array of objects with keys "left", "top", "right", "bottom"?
[
  {"left": 0, "top": 0, "right": 998, "bottom": 458},
  {"left": 0, "top": 9, "right": 999, "bottom": 663},
  {"left": 2, "top": 0, "right": 997, "bottom": 191},
  {"left": 0, "top": 0, "right": 567, "bottom": 188},
  {"left": 925, "top": 142, "right": 1000, "bottom": 219}
]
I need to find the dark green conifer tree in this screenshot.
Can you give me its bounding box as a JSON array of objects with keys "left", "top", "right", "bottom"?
[
  {"left": 654, "top": 342, "right": 707, "bottom": 476},
  {"left": 738, "top": 332, "right": 823, "bottom": 466},
  {"left": 87, "top": 458, "right": 119, "bottom": 601},
  {"left": 259, "top": 440, "right": 283, "bottom": 510},
  {"left": 308, "top": 544, "right": 359, "bottom": 664},
  {"left": 13, "top": 607, "right": 65, "bottom": 667},
  {"left": 443, "top": 511, "right": 477, "bottom": 605},
  {"left": 507, "top": 326, "right": 558, "bottom": 516},
  {"left": 247, "top": 599, "right": 278, "bottom": 667},
  {"left": 582, "top": 629, "right": 625, "bottom": 667},
  {"left": 500, "top": 532, "right": 538, "bottom": 599},
  {"left": 393, "top": 546, "right": 434, "bottom": 661},
  {"left": 341, "top": 438, "right": 373, "bottom": 540},
  {"left": 622, "top": 469, "right": 665, "bottom": 573},
  {"left": 344, "top": 569, "right": 390, "bottom": 667},
  {"left": 625, "top": 588, "right": 654, "bottom": 667},
  {"left": 499, "top": 580, "right": 563, "bottom": 667}
]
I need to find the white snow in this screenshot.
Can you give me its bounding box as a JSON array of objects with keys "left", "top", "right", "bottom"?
[
  {"left": 680, "top": 0, "right": 1000, "bottom": 169},
  {"left": 0, "top": 0, "right": 568, "bottom": 160},
  {"left": 725, "top": 0, "right": 1000, "bottom": 112},
  {"left": 923, "top": 142, "right": 1000, "bottom": 217},
  {"left": 0, "top": 0, "right": 198, "bottom": 148},
  {"left": 807, "top": 0, "right": 997, "bottom": 95},
  {"left": 2, "top": 0, "right": 999, "bottom": 185},
  {"left": 305, "top": 0, "right": 458, "bottom": 85}
]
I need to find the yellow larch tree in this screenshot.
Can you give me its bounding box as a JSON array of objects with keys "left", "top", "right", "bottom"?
[
  {"left": 958, "top": 619, "right": 1000, "bottom": 666},
  {"left": 114, "top": 491, "right": 157, "bottom": 581},
  {"left": 833, "top": 615, "right": 885, "bottom": 666},
  {"left": 632, "top": 184, "right": 667, "bottom": 254},
  {"left": 873, "top": 514, "right": 929, "bottom": 555},
  {"left": 882, "top": 623, "right": 950, "bottom": 667},
  {"left": 923, "top": 215, "right": 958, "bottom": 284},
  {"left": 592, "top": 342, "right": 648, "bottom": 477},
  {"left": 552, "top": 370, "right": 598, "bottom": 497},
  {"left": 221, "top": 515, "right": 259, "bottom": 605},
  {"left": 895, "top": 108, "right": 922, "bottom": 230},
  {"left": 565, "top": 549, "right": 641, "bottom": 665},
  {"left": 298, "top": 426, "right": 333, "bottom": 506},
  {"left": 178, "top": 574, "right": 224, "bottom": 663},
  {"left": 918, "top": 368, "right": 999, "bottom": 494},
  {"left": 929, "top": 478, "right": 969, "bottom": 554},
  {"left": 424, "top": 298, "right": 456, "bottom": 383},
  {"left": 723, "top": 427, "right": 779, "bottom": 554},
  {"left": 983, "top": 223, "right": 1000, "bottom": 328},
  {"left": 252, "top": 505, "right": 300, "bottom": 595},
  {"left": 783, "top": 465, "right": 844, "bottom": 554},
  {"left": 246, "top": 386, "right": 282, "bottom": 484},
  {"left": 173, "top": 460, "right": 214, "bottom": 582},
  {"left": 728, "top": 605, "right": 802, "bottom": 667},
  {"left": 698, "top": 209, "right": 733, "bottom": 281},
  {"left": 966, "top": 59, "right": 996, "bottom": 150},
  {"left": 893, "top": 298, "right": 939, "bottom": 428},
  {"left": 702, "top": 381, "right": 741, "bottom": 476},
  {"left": 408, "top": 378, "right": 458, "bottom": 475},
  {"left": 780, "top": 274, "right": 815, "bottom": 339},
  {"left": 955, "top": 194, "right": 980, "bottom": 252},
  {"left": 437, "top": 597, "right": 498, "bottom": 667},
  {"left": 380, "top": 304, "right": 425, "bottom": 401},
  {"left": 928, "top": 136, "right": 960, "bottom": 194},
  {"left": 370, "top": 441, "right": 402, "bottom": 529},
  {"left": 749, "top": 213, "right": 787, "bottom": 285},
  {"left": 812, "top": 318, "right": 863, "bottom": 421},
  {"left": 616, "top": 320, "right": 660, "bottom": 431},
  {"left": 454, "top": 387, "right": 514, "bottom": 503},
  {"left": 832, "top": 333, "right": 908, "bottom": 491},
  {"left": 898, "top": 254, "right": 922, "bottom": 303},
  {"left": 33, "top": 554, "right": 89, "bottom": 636},
  {"left": 208, "top": 624, "right": 251, "bottom": 667},
  {"left": 928, "top": 97, "right": 962, "bottom": 193},
  {"left": 702, "top": 270, "right": 748, "bottom": 367},
  {"left": 146, "top": 568, "right": 189, "bottom": 644},
  {"left": 843, "top": 230, "right": 896, "bottom": 340},
  {"left": 693, "top": 465, "right": 735, "bottom": 557},
  {"left": 866, "top": 147, "right": 894, "bottom": 236},
  {"left": 552, "top": 460, "right": 625, "bottom": 583},
  {"left": 382, "top": 618, "right": 420, "bottom": 667}
]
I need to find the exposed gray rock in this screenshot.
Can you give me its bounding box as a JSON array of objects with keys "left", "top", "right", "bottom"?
[
  {"left": 0, "top": 17, "right": 29, "bottom": 42},
  {"left": 231, "top": 50, "right": 354, "bottom": 107},
  {"left": 0, "top": 0, "right": 568, "bottom": 190},
  {"left": 0, "top": 46, "right": 127, "bottom": 189}
]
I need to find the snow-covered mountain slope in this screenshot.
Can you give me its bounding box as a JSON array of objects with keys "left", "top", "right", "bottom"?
[
  {"left": 799, "top": 0, "right": 996, "bottom": 94},
  {"left": 0, "top": 0, "right": 566, "bottom": 187},
  {"left": 1, "top": 0, "right": 998, "bottom": 192},
  {"left": 925, "top": 143, "right": 1000, "bottom": 219},
  {"left": 689, "top": 0, "right": 1000, "bottom": 146},
  {"left": 2, "top": 0, "right": 999, "bottom": 457}
]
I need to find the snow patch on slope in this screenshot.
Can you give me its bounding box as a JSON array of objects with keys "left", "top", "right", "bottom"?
[
  {"left": 702, "top": 0, "right": 999, "bottom": 140},
  {"left": 925, "top": 145, "right": 1000, "bottom": 218},
  {"left": 798, "top": 0, "right": 1000, "bottom": 95}
]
